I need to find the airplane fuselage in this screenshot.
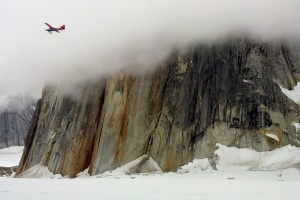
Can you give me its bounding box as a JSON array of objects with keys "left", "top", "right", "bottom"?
[
  {"left": 44, "top": 24, "right": 65, "bottom": 34},
  {"left": 45, "top": 28, "right": 60, "bottom": 33}
]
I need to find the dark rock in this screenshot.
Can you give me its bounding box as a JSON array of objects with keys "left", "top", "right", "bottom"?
[
  {"left": 0, "top": 98, "right": 35, "bottom": 149},
  {"left": 0, "top": 166, "right": 18, "bottom": 177}
]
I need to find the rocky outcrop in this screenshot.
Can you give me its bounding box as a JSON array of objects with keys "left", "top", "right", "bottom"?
[
  {"left": 16, "top": 39, "right": 300, "bottom": 178},
  {"left": 0, "top": 166, "right": 18, "bottom": 177},
  {"left": 0, "top": 100, "right": 35, "bottom": 149},
  {"left": 96, "top": 155, "right": 163, "bottom": 176}
]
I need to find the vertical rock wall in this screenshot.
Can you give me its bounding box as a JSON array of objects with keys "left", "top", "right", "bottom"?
[
  {"left": 16, "top": 39, "right": 300, "bottom": 177},
  {"left": 0, "top": 101, "right": 35, "bottom": 149}
]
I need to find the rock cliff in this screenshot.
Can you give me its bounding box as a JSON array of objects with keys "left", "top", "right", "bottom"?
[
  {"left": 0, "top": 100, "right": 35, "bottom": 149},
  {"left": 16, "top": 39, "right": 300, "bottom": 177}
]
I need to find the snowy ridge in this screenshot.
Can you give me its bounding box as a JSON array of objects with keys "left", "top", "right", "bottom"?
[
  {"left": 249, "top": 145, "right": 300, "bottom": 170},
  {"left": 2, "top": 144, "right": 300, "bottom": 179},
  {"left": 215, "top": 143, "right": 260, "bottom": 169},
  {"left": 214, "top": 144, "right": 300, "bottom": 171}
]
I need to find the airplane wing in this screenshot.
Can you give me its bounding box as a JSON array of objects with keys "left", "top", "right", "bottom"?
[
  {"left": 45, "top": 23, "right": 54, "bottom": 28},
  {"left": 56, "top": 30, "right": 60, "bottom": 33}
]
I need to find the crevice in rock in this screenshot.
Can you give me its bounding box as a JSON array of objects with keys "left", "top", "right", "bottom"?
[{"left": 281, "top": 44, "right": 296, "bottom": 89}]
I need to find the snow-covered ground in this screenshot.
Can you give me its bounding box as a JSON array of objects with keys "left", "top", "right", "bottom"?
[
  {"left": 1, "top": 144, "right": 300, "bottom": 199},
  {"left": 1, "top": 177, "right": 299, "bottom": 200},
  {"left": 0, "top": 146, "right": 23, "bottom": 167}
]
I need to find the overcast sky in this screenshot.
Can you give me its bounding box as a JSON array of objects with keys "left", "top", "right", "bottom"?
[{"left": 1, "top": 0, "right": 300, "bottom": 108}]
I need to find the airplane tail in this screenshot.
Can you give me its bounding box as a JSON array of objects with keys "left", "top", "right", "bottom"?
[{"left": 60, "top": 25, "right": 65, "bottom": 30}]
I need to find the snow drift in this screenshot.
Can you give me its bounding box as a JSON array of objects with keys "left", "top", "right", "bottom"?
[
  {"left": 116, "top": 155, "right": 160, "bottom": 173},
  {"left": 14, "top": 155, "right": 163, "bottom": 178},
  {"left": 10, "top": 144, "right": 300, "bottom": 178},
  {"left": 214, "top": 144, "right": 300, "bottom": 171},
  {"left": 98, "top": 155, "right": 162, "bottom": 177},
  {"left": 15, "top": 164, "right": 54, "bottom": 178}
]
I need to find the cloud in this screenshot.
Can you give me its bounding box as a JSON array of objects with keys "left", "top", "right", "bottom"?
[{"left": 0, "top": 0, "right": 300, "bottom": 108}]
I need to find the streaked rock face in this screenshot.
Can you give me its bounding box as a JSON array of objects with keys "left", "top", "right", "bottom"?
[
  {"left": 0, "top": 100, "right": 35, "bottom": 149},
  {"left": 16, "top": 39, "right": 300, "bottom": 177}
]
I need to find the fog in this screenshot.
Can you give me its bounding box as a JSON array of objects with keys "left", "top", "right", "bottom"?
[{"left": 1, "top": 0, "right": 300, "bottom": 108}]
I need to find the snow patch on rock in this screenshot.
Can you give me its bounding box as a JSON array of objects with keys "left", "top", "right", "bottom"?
[
  {"left": 266, "top": 133, "right": 279, "bottom": 141},
  {"left": 292, "top": 122, "right": 300, "bottom": 131},
  {"left": 279, "top": 82, "right": 300, "bottom": 104}
]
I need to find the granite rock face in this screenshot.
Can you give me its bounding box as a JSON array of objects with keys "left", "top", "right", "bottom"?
[
  {"left": 0, "top": 100, "right": 35, "bottom": 149},
  {"left": 16, "top": 39, "right": 300, "bottom": 177}
]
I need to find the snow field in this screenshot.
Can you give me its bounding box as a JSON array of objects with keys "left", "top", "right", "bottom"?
[
  {"left": 0, "top": 177, "right": 299, "bottom": 200},
  {"left": 0, "top": 146, "right": 23, "bottom": 167},
  {"left": 1, "top": 144, "right": 300, "bottom": 199}
]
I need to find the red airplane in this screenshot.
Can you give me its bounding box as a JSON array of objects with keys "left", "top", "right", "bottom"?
[{"left": 45, "top": 23, "right": 65, "bottom": 34}]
